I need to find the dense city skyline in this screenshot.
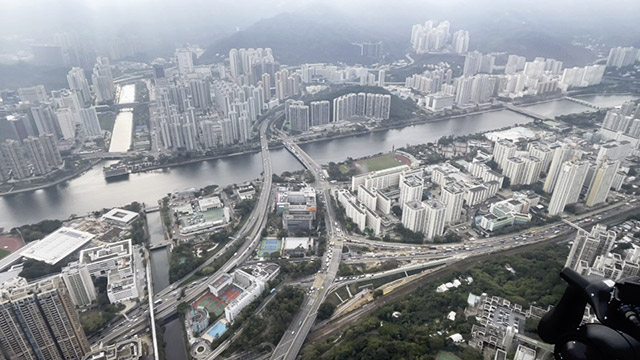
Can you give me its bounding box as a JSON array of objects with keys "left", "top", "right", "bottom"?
[{"left": 0, "top": 1, "right": 639, "bottom": 360}]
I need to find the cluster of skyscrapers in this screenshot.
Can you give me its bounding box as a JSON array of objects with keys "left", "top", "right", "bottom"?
[
  {"left": 0, "top": 133, "right": 63, "bottom": 181},
  {"left": 566, "top": 224, "right": 639, "bottom": 282},
  {"left": 0, "top": 55, "right": 113, "bottom": 183},
  {"left": 405, "top": 49, "right": 610, "bottom": 111},
  {"left": 228, "top": 47, "right": 303, "bottom": 102},
  {"left": 600, "top": 102, "right": 640, "bottom": 138},
  {"left": 410, "top": 20, "right": 469, "bottom": 54},
  {"left": 405, "top": 68, "right": 453, "bottom": 94},
  {"left": 283, "top": 92, "right": 391, "bottom": 133},
  {"left": 606, "top": 46, "right": 640, "bottom": 69},
  {"left": 0, "top": 277, "right": 91, "bottom": 359},
  {"left": 492, "top": 134, "right": 627, "bottom": 216},
  {"left": 153, "top": 48, "right": 276, "bottom": 151},
  {"left": 332, "top": 92, "right": 391, "bottom": 122}
]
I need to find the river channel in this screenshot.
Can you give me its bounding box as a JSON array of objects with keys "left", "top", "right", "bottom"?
[{"left": 1, "top": 93, "right": 635, "bottom": 359}]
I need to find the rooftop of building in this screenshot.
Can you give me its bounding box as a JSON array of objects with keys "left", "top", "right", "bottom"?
[
  {"left": 80, "top": 239, "right": 132, "bottom": 265},
  {"left": 22, "top": 227, "right": 95, "bottom": 265},
  {"left": 282, "top": 237, "right": 312, "bottom": 250},
  {"left": 101, "top": 208, "right": 139, "bottom": 224},
  {"left": 425, "top": 199, "right": 445, "bottom": 209}
]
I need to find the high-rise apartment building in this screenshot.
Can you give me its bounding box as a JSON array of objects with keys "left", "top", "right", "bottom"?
[
  {"left": 23, "top": 136, "right": 51, "bottom": 175},
  {"left": 310, "top": 101, "right": 330, "bottom": 127},
  {"left": 585, "top": 159, "right": 619, "bottom": 207},
  {"left": 55, "top": 108, "right": 76, "bottom": 140},
  {"left": 0, "top": 276, "right": 90, "bottom": 359},
  {"left": 188, "top": 79, "right": 212, "bottom": 110},
  {"left": 566, "top": 224, "right": 615, "bottom": 271},
  {"left": 66, "top": 67, "right": 92, "bottom": 106},
  {"left": 288, "top": 103, "right": 310, "bottom": 132},
  {"left": 411, "top": 21, "right": 453, "bottom": 53},
  {"left": 175, "top": 48, "right": 195, "bottom": 75},
  {"left": 377, "top": 69, "right": 386, "bottom": 87},
  {"left": 492, "top": 140, "right": 516, "bottom": 170},
  {"left": 463, "top": 51, "right": 483, "bottom": 77},
  {"left": 29, "top": 103, "right": 60, "bottom": 137},
  {"left": 521, "top": 155, "right": 543, "bottom": 185},
  {"left": 275, "top": 69, "right": 289, "bottom": 100},
  {"left": 452, "top": 30, "right": 469, "bottom": 54},
  {"left": 402, "top": 200, "right": 426, "bottom": 233},
  {"left": 92, "top": 57, "right": 115, "bottom": 103},
  {"left": 40, "top": 133, "right": 63, "bottom": 168},
  {"left": 543, "top": 145, "right": 581, "bottom": 193},
  {"left": 454, "top": 76, "right": 474, "bottom": 106},
  {"left": 0, "top": 149, "right": 9, "bottom": 182},
  {"left": 504, "top": 55, "right": 526, "bottom": 75},
  {"left": 399, "top": 174, "right": 424, "bottom": 206},
  {"left": 548, "top": 160, "right": 589, "bottom": 215},
  {"left": 606, "top": 46, "right": 639, "bottom": 68},
  {"left": 61, "top": 262, "right": 97, "bottom": 307},
  {"left": 424, "top": 199, "right": 446, "bottom": 241},
  {"left": 199, "top": 120, "right": 219, "bottom": 149},
  {"left": 261, "top": 73, "right": 271, "bottom": 100},
  {"left": 441, "top": 183, "right": 464, "bottom": 224},
  {"left": 527, "top": 143, "right": 554, "bottom": 173},
  {"left": 1, "top": 139, "right": 29, "bottom": 180},
  {"left": 79, "top": 107, "right": 102, "bottom": 137},
  {"left": 503, "top": 157, "right": 525, "bottom": 185},
  {"left": 229, "top": 49, "right": 241, "bottom": 78}
]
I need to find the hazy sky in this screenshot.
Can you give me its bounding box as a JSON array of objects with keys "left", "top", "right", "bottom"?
[
  {"left": 1, "top": 0, "right": 639, "bottom": 57},
  {"left": 2, "top": 0, "right": 639, "bottom": 35}
]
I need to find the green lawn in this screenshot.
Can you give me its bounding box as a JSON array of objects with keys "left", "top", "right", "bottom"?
[
  {"left": 356, "top": 155, "right": 403, "bottom": 173},
  {"left": 0, "top": 249, "right": 9, "bottom": 260},
  {"left": 338, "top": 164, "right": 351, "bottom": 174},
  {"left": 436, "top": 351, "right": 462, "bottom": 360}
]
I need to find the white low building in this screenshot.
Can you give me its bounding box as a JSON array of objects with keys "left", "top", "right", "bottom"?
[
  {"left": 107, "top": 269, "right": 139, "bottom": 303},
  {"left": 223, "top": 264, "right": 280, "bottom": 323},
  {"left": 101, "top": 208, "right": 140, "bottom": 227},
  {"left": 80, "top": 239, "right": 133, "bottom": 277},
  {"left": 22, "top": 227, "right": 95, "bottom": 265}
]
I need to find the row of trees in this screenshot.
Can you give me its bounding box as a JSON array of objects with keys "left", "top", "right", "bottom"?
[
  {"left": 225, "top": 286, "right": 305, "bottom": 354},
  {"left": 80, "top": 277, "right": 126, "bottom": 336},
  {"left": 327, "top": 161, "right": 357, "bottom": 182},
  {"left": 169, "top": 243, "right": 205, "bottom": 283},
  {"left": 11, "top": 219, "right": 62, "bottom": 242}
]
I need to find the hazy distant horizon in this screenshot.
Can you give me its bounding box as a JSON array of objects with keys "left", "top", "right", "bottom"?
[{"left": 1, "top": 0, "right": 639, "bottom": 65}]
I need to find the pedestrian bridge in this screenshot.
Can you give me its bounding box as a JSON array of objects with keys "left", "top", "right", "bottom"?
[{"left": 149, "top": 241, "right": 171, "bottom": 250}]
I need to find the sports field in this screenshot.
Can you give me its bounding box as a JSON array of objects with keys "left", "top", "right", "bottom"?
[
  {"left": 354, "top": 153, "right": 410, "bottom": 173},
  {"left": 436, "top": 351, "right": 461, "bottom": 360},
  {"left": 258, "top": 238, "right": 281, "bottom": 257},
  {"left": 193, "top": 293, "right": 226, "bottom": 316},
  {"left": 0, "top": 235, "right": 25, "bottom": 253}
]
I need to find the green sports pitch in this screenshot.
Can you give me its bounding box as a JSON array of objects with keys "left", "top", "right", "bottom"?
[{"left": 355, "top": 154, "right": 405, "bottom": 173}]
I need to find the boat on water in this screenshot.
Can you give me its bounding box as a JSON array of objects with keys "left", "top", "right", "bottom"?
[{"left": 103, "top": 164, "right": 130, "bottom": 180}]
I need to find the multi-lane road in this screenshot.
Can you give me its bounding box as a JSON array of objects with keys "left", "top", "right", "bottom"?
[
  {"left": 155, "top": 119, "right": 275, "bottom": 319},
  {"left": 92, "top": 102, "right": 640, "bottom": 359},
  {"left": 270, "top": 137, "right": 344, "bottom": 360},
  {"left": 92, "top": 114, "right": 275, "bottom": 347}
]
